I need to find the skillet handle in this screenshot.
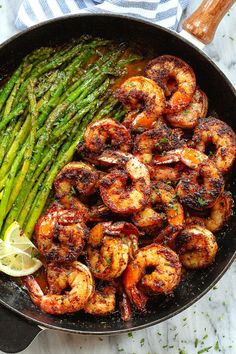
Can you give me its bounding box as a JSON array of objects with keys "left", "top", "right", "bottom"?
[
  {"left": 0, "top": 305, "right": 43, "bottom": 353},
  {"left": 183, "top": 0, "right": 235, "bottom": 44}
]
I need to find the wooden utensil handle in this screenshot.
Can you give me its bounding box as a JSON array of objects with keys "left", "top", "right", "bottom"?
[{"left": 183, "top": 0, "right": 235, "bottom": 44}]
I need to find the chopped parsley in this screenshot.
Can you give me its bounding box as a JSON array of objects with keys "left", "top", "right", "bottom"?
[
  {"left": 197, "top": 198, "right": 207, "bottom": 207},
  {"left": 215, "top": 341, "right": 220, "bottom": 351},
  {"left": 197, "top": 347, "right": 212, "bottom": 354},
  {"left": 105, "top": 257, "right": 111, "bottom": 266},
  {"left": 179, "top": 350, "right": 187, "bottom": 354},
  {"left": 218, "top": 313, "right": 224, "bottom": 321},
  {"left": 128, "top": 332, "right": 133, "bottom": 338},
  {"left": 159, "top": 138, "right": 169, "bottom": 144},
  {"left": 71, "top": 186, "right": 77, "bottom": 195},
  {"left": 140, "top": 338, "right": 145, "bottom": 347},
  {"left": 195, "top": 338, "right": 199, "bottom": 348}
]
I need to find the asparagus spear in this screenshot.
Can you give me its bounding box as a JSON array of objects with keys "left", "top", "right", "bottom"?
[
  {"left": 0, "top": 65, "right": 22, "bottom": 113},
  {"left": 7, "top": 81, "right": 38, "bottom": 212},
  {"left": 0, "top": 144, "right": 27, "bottom": 231},
  {"left": 0, "top": 114, "right": 25, "bottom": 167},
  {"left": 0, "top": 114, "right": 31, "bottom": 180}
]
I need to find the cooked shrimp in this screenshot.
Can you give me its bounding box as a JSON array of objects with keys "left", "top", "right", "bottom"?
[
  {"left": 35, "top": 206, "right": 88, "bottom": 262},
  {"left": 145, "top": 55, "right": 196, "bottom": 114},
  {"left": 99, "top": 156, "right": 151, "bottom": 214},
  {"left": 166, "top": 88, "right": 208, "bottom": 129},
  {"left": 192, "top": 117, "right": 236, "bottom": 174},
  {"left": 205, "top": 191, "right": 234, "bottom": 232},
  {"left": 134, "top": 124, "right": 185, "bottom": 164},
  {"left": 25, "top": 261, "right": 94, "bottom": 315},
  {"left": 185, "top": 191, "right": 234, "bottom": 233},
  {"left": 84, "top": 285, "right": 116, "bottom": 316},
  {"left": 176, "top": 225, "right": 218, "bottom": 269},
  {"left": 54, "top": 161, "right": 99, "bottom": 198},
  {"left": 154, "top": 148, "right": 224, "bottom": 210},
  {"left": 84, "top": 118, "right": 132, "bottom": 153},
  {"left": 123, "top": 244, "right": 181, "bottom": 311},
  {"left": 87, "top": 222, "right": 139, "bottom": 281},
  {"left": 151, "top": 182, "right": 185, "bottom": 245},
  {"left": 116, "top": 76, "right": 165, "bottom": 130}
]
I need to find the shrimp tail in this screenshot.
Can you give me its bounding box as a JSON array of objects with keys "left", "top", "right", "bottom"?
[
  {"left": 120, "top": 292, "right": 132, "bottom": 322},
  {"left": 129, "top": 287, "right": 148, "bottom": 312},
  {"left": 24, "top": 276, "right": 43, "bottom": 306}
]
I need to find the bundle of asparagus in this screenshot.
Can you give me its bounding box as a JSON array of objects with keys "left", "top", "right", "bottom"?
[{"left": 0, "top": 36, "right": 140, "bottom": 238}]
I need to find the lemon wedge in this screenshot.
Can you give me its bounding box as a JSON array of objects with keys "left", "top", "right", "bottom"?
[{"left": 0, "top": 222, "right": 42, "bottom": 277}]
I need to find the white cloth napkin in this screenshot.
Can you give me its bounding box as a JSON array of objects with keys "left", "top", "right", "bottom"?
[{"left": 15, "top": 0, "right": 189, "bottom": 31}]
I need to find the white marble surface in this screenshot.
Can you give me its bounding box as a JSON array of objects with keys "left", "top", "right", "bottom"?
[{"left": 0, "top": 1, "right": 236, "bottom": 353}]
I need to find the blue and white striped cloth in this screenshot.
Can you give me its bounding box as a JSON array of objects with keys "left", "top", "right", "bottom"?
[{"left": 16, "top": 0, "right": 189, "bottom": 31}]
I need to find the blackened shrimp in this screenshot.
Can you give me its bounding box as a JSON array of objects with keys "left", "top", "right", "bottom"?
[
  {"left": 99, "top": 156, "right": 151, "bottom": 214},
  {"left": 25, "top": 262, "right": 94, "bottom": 315},
  {"left": 155, "top": 148, "right": 224, "bottom": 210},
  {"left": 54, "top": 161, "right": 99, "bottom": 198},
  {"left": 185, "top": 191, "right": 234, "bottom": 233},
  {"left": 84, "top": 285, "right": 116, "bottom": 316},
  {"left": 192, "top": 117, "right": 236, "bottom": 174},
  {"left": 133, "top": 181, "right": 185, "bottom": 243},
  {"left": 123, "top": 244, "right": 181, "bottom": 311},
  {"left": 87, "top": 222, "right": 139, "bottom": 281},
  {"left": 205, "top": 191, "right": 234, "bottom": 232},
  {"left": 176, "top": 225, "right": 218, "bottom": 269},
  {"left": 134, "top": 124, "right": 185, "bottom": 164},
  {"left": 145, "top": 55, "right": 196, "bottom": 114},
  {"left": 116, "top": 76, "right": 165, "bottom": 130},
  {"left": 35, "top": 207, "right": 88, "bottom": 262},
  {"left": 166, "top": 88, "right": 208, "bottom": 129},
  {"left": 84, "top": 118, "right": 132, "bottom": 153}
]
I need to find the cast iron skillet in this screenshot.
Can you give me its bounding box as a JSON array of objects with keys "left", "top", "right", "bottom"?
[{"left": 0, "top": 5, "right": 236, "bottom": 354}]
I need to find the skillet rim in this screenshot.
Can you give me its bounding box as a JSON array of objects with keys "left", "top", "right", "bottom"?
[{"left": 0, "top": 13, "right": 235, "bottom": 335}]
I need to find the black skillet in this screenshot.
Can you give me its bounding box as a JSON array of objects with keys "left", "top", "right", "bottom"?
[{"left": 0, "top": 0, "right": 236, "bottom": 352}]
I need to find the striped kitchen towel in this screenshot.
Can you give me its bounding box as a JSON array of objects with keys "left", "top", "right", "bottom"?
[{"left": 16, "top": 0, "right": 189, "bottom": 31}]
